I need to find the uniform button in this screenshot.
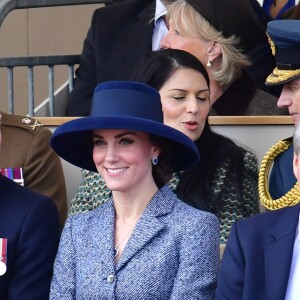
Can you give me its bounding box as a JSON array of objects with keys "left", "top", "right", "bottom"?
[{"left": 107, "top": 274, "right": 115, "bottom": 283}]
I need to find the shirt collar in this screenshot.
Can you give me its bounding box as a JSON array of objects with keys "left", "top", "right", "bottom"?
[{"left": 154, "top": 0, "right": 167, "bottom": 23}]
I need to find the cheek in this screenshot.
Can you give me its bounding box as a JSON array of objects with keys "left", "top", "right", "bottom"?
[
  {"left": 162, "top": 101, "right": 181, "bottom": 119},
  {"left": 92, "top": 148, "right": 103, "bottom": 165},
  {"left": 201, "top": 103, "right": 210, "bottom": 118},
  {"left": 196, "top": 102, "right": 210, "bottom": 122},
  {"left": 294, "top": 93, "right": 300, "bottom": 106},
  {"left": 181, "top": 43, "right": 206, "bottom": 64}
]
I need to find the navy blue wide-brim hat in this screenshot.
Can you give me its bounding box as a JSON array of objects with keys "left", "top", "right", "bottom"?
[
  {"left": 266, "top": 20, "right": 300, "bottom": 86},
  {"left": 51, "top": 81, "right": 200, "bottom": 173}
]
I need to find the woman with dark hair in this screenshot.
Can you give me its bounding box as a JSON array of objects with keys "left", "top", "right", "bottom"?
[
  {"left": 71, "top": 49, "right": 259, "bottom": 243},
  {"left": 160, "top": 0, "right": 286, "bottom": 115},
  {"left": 50, "top": 81, "right": 219, "bottom": 298}
]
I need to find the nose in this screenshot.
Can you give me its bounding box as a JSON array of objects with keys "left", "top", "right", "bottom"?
[
  {"left": 160, "top": 33, "right": 170, "bottom": 49},
  {"left": 277, "top": 87, "right": 292, "bottom": 109},
  {"left": 186, "top": 98, "right": 199, "bottom": 114},
  {"left": 105, "top": 144, "right": 119, "bottom": 163}
]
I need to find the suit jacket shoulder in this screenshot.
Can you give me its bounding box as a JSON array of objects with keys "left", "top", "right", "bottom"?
[
  {"left": 1, "top": 111, "right": 47, "bottom": 136},
  {"left": 217, "top": 203, "right": 300, "bottom": 300}
]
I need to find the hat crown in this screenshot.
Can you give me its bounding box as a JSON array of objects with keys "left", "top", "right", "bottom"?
[
  {"left": 90, "top": 81, "right": 163, "bottom": 123},
  {"left": 267, "top": 20, "right": 300, "bottom": 49},
  {"left": 267, "top": 20, "right": 300, "bottom": 66}
]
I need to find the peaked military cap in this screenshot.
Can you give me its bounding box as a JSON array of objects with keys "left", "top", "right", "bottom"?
[{"left": 266, "top": 20, "right": 300, "bottom": 85}]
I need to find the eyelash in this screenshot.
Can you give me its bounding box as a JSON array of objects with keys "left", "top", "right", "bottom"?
[
  {"left": 197, "top": 97, "right": 209, "bottom": 102},
  {"left": 93, "top": 139, "right": 105, "bottom": 147},
  {"left": 93, "top": 138, "right": 134, "bottom": 146},
  {"left": 120, "top": 138, "right": 133, "bottom": 145},
  {"left": 172, "top": 96, "right": 208, "bottom": 102}
]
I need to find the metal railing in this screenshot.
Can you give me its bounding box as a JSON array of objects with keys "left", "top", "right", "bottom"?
[
  {"left": 0, "top": 0, "right": 120, "bottom": 26},
  {"left": 0, "top": 55, "right": 80, "bottom": 116},
  {"left": 0, "top": 0, "right": 123, "bottom": 116}
]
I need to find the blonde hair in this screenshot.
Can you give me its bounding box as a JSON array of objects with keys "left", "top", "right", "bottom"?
[{"left": 167, "top": 0, "right": 251, "bottom": 86}]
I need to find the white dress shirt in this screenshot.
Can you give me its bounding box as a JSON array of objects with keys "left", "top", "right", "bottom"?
[
  {"left": 152, "top": 0, "right": 168, "bottom": 50},
  {"left": 285, "top": 212, "right": 300, "bottom": 300}
]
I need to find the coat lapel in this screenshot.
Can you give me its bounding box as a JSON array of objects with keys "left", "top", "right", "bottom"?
[
  {"left": 125, "top": 0, "right": 154, "bottom": 72},
  {"left": 265, "top": 204, "right": 300, "bottom": 300},
  {"left": 91, "top": 200, "right": 116, "bottom": 273},
  {"left": 116, "top": 187, "right": 175, "bottom": 271}
]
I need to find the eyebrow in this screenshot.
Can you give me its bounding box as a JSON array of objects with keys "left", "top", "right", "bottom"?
[
  {"left": 168, "top": 88, "right": 210, "bottom": 93},
  {"left": 93, "top": 131, "right": 137, "bottom": 139}
]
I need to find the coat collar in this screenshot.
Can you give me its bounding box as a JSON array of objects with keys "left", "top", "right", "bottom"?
[
  {"left": 210, "top": 70, "right": 256, "bottom": 116},
  {"left": 91, "top": 186, "right": 176, "bottom": 272},
  {"left": 117, "top": 186, "right": 175, "bottom": 270},
  {"left": 265, "top": 204, "right": 300, "bottom": 300}
]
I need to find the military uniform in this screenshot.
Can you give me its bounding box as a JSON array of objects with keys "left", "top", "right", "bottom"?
[
  {"left": 0, "top": 111, "right": 67, "bottom": 226},
  {"left": 258, "top": 20, "right": 300, "bottom": 210}
]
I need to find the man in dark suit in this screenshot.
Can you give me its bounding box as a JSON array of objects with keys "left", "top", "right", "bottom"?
[
  {"left": 66, "top": 0, "right": 279, "bottom": 116},
  {"left": 216, "top": 120, "right": 300, "bottom": 299},
  {"left": 0, "top": 113, "right": 61, "bottom": 299},
  {"left": 66, "top": 0, "right": 158, "bottom": 116},
  {"left": 216, "top": 203, "right": 300, "bottom": 299},
  {"left": 259, "top": 20, "right": 300, "bottom": 209}
]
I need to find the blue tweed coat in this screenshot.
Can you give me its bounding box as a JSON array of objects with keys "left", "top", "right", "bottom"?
[{"left": 50, "top": 186, "right": 219, "bottom": 299}]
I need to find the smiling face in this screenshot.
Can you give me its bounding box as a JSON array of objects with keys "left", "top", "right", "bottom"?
[
  {"left": 159, "top": 68, "right": 210, "bottom": 141},
  {"left": 277, "top": 78, "right": 300, "bottom": 125},
  {"left": 92, "top": 129, "right": 160, "bottom": 193}
]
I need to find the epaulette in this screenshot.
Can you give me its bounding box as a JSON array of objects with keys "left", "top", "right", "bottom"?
[
  {"left": 258, "top": 137, "right": 300, "bottom": 210},
  {"left": 1, "top": 111, "right": 44, "bottom": 135}
]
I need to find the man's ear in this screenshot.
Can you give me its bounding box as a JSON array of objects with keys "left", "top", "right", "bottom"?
[{"left": 207, "top": 41, "right": 222, "bottom": 63}]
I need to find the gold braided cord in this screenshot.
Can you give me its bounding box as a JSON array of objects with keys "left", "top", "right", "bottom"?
[
  {"left": 266, "top": 68, "right": 300, "bottom": 85},
  {"left": 259, "top": 139, "right": 300, "bottom": 210}
]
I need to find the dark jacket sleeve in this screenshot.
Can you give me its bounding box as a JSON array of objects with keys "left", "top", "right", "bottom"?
[
  {"left": 8, "top": 197, "right": 60, "bottom": 300},
  {"left": 66, "top": 10, "right": 98, "bottom": 116},
  {"left": 216, "top": 222, "right": 244, "bottom": 299}
]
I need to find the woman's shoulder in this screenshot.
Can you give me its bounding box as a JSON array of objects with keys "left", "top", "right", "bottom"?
[
  {"left": 165, "top": 187, "right": 218, "bottom": 224},
  {"left": 67, "top": 199, "right": 112, "bottom": 226}
]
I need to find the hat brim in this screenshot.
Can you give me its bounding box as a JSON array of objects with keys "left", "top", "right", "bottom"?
[
  {"left": 266, "top": 67, "right": 300, "bottom": 85},
  {"left": 51, "top": 117, "right": 200, "bottom": 173}
]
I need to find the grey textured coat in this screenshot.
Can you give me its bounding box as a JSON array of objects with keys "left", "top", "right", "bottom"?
[{"left": 50, "top": 186, "right": 219, "bottom": 299}]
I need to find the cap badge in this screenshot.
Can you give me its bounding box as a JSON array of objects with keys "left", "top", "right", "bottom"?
[{"left": 21, "top": 118, "right": 31, "bottom": 124}]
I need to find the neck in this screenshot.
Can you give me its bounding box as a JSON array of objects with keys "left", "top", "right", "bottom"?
[
  {"left": 209, "top": 79, "right": 227, "bottom": 105},
  {"left": 112, "top": 179, "right": 158, "bottom": 221}
]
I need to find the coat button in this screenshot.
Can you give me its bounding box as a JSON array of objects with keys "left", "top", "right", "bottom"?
[{"left": 107, "top": 274, "right": 115, "bottom": 283}]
